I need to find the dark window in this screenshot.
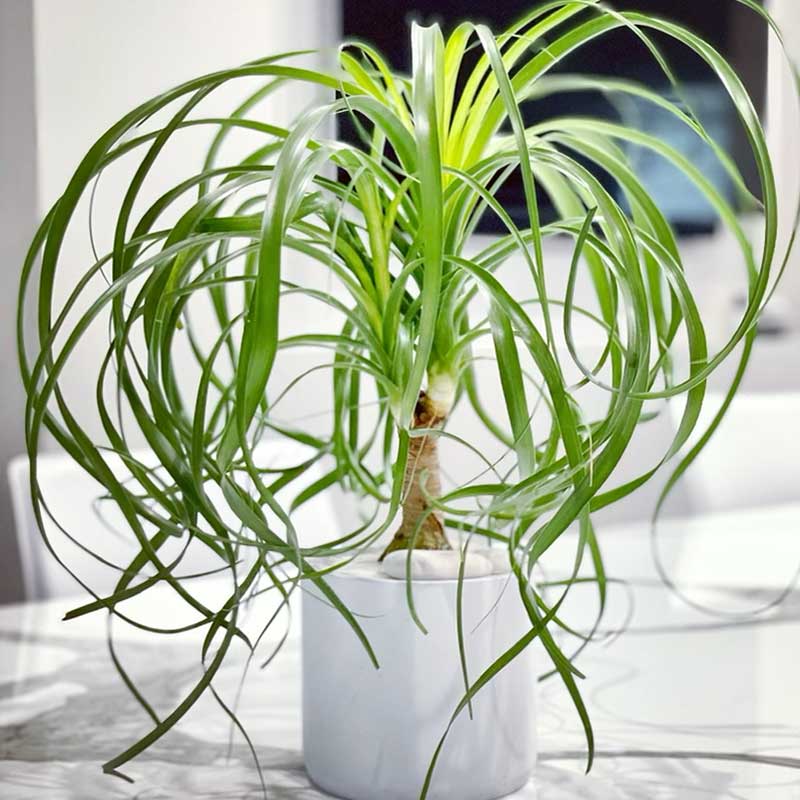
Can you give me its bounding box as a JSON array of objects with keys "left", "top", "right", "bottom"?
[{"left": 341, "top": 1, "right": 767, "bottom": 235}]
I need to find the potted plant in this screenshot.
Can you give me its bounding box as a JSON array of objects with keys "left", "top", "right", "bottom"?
[{"left": 18, "top": 2, "right": 795, "bottom": 799}]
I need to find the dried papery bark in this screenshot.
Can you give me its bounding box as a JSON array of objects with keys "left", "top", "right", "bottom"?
[{"left": 379, "top": 391, "right": 451, "bottom": 560}]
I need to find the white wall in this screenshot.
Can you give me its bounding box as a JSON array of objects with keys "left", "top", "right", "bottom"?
[
  {"left": 768, "top": 0, "right": 800, "bottom": 321},
  {"left": 2, "top": 1, "right": 339, "bottom": 602},
  {"left": 32, "top": 0, "right": 339, "bottom": 208},
  {"left": 31, "top": 0, "right": 340, "bottom": 448}
]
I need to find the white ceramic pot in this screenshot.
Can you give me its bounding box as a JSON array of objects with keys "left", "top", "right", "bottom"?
[{"left": 302, "top": 555, "right": 537, "bottom": 800}]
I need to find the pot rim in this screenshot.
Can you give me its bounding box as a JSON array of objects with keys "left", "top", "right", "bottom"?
[
  {"left": 310, "top": 548, "right": 516, "bottom": 585},
  {"left": 323, "top": 565, "right": 515, "bottom": 586}
]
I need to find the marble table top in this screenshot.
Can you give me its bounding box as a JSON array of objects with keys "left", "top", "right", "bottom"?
[{"left": 1, "top": 504, "right": 799, "bottom": 799}]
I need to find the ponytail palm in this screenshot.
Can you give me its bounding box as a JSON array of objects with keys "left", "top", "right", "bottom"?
[{"left": 19, "top": 0, "right": 796, "bottom": 791}]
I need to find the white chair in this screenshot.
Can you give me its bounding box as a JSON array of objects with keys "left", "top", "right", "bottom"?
[
  {"left": 7, "top": 443, "right": 342, "bottom": 601},
  {"left": 668, "top": 391, "right": 800, "bottom": 513}
]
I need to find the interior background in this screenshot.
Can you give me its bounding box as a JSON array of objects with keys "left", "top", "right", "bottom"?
[{"left": 1, "top": 0, "right": 797, "bottom": 604}]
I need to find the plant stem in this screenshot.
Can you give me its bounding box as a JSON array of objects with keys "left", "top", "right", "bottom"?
[{"left": 379, "top": 391, "right": 451, "bottom": 560}]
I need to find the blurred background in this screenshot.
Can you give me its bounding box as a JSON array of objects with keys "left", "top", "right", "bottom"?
[{"left": 1, "top": 0, "right": 798, "bottom": 605}]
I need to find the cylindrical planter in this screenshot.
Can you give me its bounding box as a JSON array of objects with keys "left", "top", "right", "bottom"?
[{"left": 302, "top": 556, "right": 537, "bottom": 800}]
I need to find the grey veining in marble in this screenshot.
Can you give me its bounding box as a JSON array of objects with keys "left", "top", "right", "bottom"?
[{"left": 1, "top": 506, "right": 800, "bottom": 798}]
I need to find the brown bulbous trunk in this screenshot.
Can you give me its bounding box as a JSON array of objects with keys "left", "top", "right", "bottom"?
[{"left": 379, "top": 391, "right": 452, "bottom": 561}]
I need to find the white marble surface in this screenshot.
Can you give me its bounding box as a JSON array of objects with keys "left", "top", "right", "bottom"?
[{"left": 1, "top": 505, "right": 800, "bottom": 799}]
